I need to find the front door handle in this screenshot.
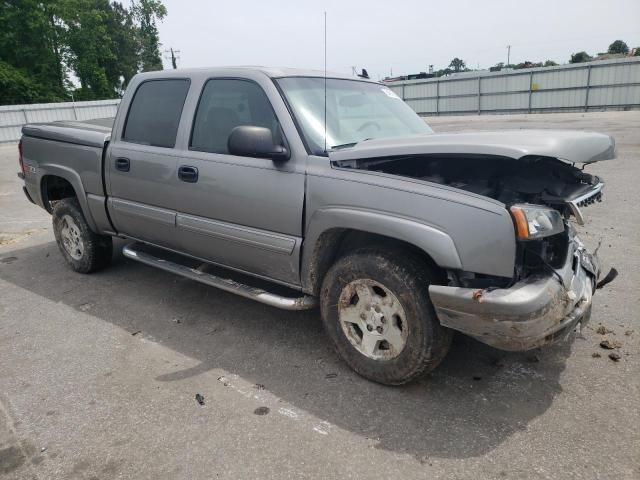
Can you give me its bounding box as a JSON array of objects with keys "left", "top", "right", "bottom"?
[
  {"left": 178, "top": 165, "right": 198, "bottom": 183},
  {"left": 115, "top": 157, "right": 130, "bottom": 172}
]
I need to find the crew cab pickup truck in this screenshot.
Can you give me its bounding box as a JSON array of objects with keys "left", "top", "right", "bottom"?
[{"left": 18, "top": 67, "right": 615, "bottom": 385}]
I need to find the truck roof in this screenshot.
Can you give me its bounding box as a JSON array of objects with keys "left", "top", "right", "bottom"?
[{"left": 134, "top": 66, "right": 378, "bottom": 83}]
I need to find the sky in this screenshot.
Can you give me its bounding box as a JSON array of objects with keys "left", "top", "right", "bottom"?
[{"left": 157, "top": 0, "right": 640, "bottom": 80}]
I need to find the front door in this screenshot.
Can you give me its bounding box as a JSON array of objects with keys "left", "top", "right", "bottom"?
[{"left": 173, "top": 78, "right": 305, "bottom": 286}]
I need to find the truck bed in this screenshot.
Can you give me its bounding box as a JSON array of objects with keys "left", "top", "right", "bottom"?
[
  {"left": 20, "top": 118, "right": 115, "bottom": 235},
  {"left": 22, "top": 117, "right": 114, "bottom": 148}
]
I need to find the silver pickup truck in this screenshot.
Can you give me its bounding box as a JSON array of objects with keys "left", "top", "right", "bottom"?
[{"left": 18, "top": 67, "right": 615, "bottom": 385}]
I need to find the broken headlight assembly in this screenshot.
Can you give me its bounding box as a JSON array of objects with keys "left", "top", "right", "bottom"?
[{"left": 510, "top": 204, "right": 565, "bottom": 240}]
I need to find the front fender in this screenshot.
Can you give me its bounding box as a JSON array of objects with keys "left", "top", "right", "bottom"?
[{"left": 301, "top": 207, "right": 463, "bottom": 292}]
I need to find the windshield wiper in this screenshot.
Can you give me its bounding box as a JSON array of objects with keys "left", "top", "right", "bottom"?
[
  {"left": 329, "top": 138, "right": 373, "bottom": 151},
  {"left": 329, "top": 142, "right": 358, "bottom": 151}
]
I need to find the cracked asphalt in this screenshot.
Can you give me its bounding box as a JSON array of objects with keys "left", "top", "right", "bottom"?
[{"left": 1, "top": 111, "right": 639, "bottom": 479}]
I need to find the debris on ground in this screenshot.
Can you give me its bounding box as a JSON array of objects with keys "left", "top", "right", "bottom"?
[
  {"left": 526, "top": 354, "right": 540, "bottom": 363},
  {"left": 472, "top": 376, "right": 482, "bottom": 381},
  {"left": 625, "top": 330, "right": 633, "bottom": 336},
  {"left": 325, "top": 373, "right": 338, "bottom": 379},
  {"left": 608, "top": 352, "right": 621, "bottom": 362},
  {"left": 253, "top": 384, "right": 265, "bottom": 390},
  {"left": 254, "top": 406, "right": 270, "bottom": 415},
  {"left": 0, "top": 256, "right": 18, "bottom": 264},
  {"left": 600, "top": 339, "right": 621, "bottom": 350},
  {"left": 489, "top": 357, "right": 505, "bottom": 368},
  {"left": 0, "top": 230, "right": 40, "bottom": 246},
  {"left": 472, "top": 289, "right": 484, "bottom": 302},
  {"left": 592, "top": 352, "right": 601, "bottom": 358},
  {"left": 596, "top": 325, "right": 613, "bottom": 335},
  {"left": 195, "top": 393, "right": 205, "bottom": 406},
  {"left": 78, "top": 303, "right": 93, "bottom": 312},
  {"left": 131, "top": 330, "right": 141, "bottom": 336},
  {"left": 596, "top": 267, "right": 618, "bottom": 289},
  {"left": 172, "top": 318, "right": 181, "bottom": 324}
]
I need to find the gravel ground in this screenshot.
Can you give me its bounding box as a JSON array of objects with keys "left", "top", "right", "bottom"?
[{"left": 0, "top": 111, "right": 638, "bottom": 479}]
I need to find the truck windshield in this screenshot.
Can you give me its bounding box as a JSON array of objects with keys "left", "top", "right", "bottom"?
[{"left": 276, "top": 77, "right": 432, "bottom": 155}]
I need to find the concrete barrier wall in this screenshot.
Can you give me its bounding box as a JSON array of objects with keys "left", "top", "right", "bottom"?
[
  {"left": 0, "top": 99, "right": 120, "bottom": 143},
  {"left": 385, "top": 57, "right": 640, "bottom": 116}
]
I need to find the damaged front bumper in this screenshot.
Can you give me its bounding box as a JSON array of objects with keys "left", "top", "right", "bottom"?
[{"left": 429, "top": 234, "right": 599, "bottom": 351}]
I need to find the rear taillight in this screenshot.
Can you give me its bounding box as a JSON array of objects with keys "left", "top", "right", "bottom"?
[{"left": 18, "top": 139, "right": 25, "bottom": 176}]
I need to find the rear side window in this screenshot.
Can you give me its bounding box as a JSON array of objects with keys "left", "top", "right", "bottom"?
[
  {"left": 123, "top": 79, "right": 190, "bottom": 148},
  {"left": 190, "top": 79, "right": 281, "bottom": 154}
]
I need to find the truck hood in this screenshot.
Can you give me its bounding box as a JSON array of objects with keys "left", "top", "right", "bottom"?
[{"left": 328, "top": 130, "right": 616, "bottom": 164}]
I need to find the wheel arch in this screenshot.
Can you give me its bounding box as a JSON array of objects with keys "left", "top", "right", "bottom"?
[
  {"left": 301, "top": 209, "right": 462, "bottom": 295},
  {"left": 39, "top": 167, "right": 98, "bottom": 232}
]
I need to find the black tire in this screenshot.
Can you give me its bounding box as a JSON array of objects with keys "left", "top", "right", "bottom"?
[
  {"left": 320, "top": 248, "right": 452, "bottom": 385},
  {"left": 52, "top": 198, "right": 113, "bottom": 273}
]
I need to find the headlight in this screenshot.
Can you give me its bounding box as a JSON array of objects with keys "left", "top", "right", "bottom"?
[{"left": 510, "top": 204, "right": 564, "bottom": 240}]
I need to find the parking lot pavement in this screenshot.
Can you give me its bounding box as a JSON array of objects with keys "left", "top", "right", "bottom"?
[{"left": 1, "top": 111, "right": 639, "bottom": 480}]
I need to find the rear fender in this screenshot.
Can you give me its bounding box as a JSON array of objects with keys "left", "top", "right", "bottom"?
[{"left": 39, "top": 164, "right": 98, "bottom": 232}]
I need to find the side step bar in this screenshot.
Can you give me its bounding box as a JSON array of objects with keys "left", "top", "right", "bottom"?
[{"left": 122, "top": 243, "right": 318, "bottom": 311}]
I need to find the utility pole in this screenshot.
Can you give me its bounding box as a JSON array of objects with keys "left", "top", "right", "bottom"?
[
  {"left": 506, "top": 45, "right": 511, "bottom": 67},
  {"left": 164, "top": 48, "right": 180, "bottom": 69}
]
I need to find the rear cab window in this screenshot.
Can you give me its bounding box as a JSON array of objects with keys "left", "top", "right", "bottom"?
[{"left": 123, "top": 79, "right": 190, "bottom": 148}]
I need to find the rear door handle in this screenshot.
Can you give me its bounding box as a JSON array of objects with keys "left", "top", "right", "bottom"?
[
  {"left": 178, "top": 165, "right": 198, "bottom": 183},
  {"left": 115, "top": 157, "right": 130, "bottom": 172}
]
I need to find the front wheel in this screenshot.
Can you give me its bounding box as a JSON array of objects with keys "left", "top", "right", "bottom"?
[
  {"left": 52, "top": 198, "right": 113, "bottom": 273},
  {"left": 320, "top": 248, "right": 452, "bottom": 385}
]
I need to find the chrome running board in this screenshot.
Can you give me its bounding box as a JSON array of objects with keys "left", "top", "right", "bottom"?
[{"left": 122, "top": 243, "right": 318, "bottom": 311}]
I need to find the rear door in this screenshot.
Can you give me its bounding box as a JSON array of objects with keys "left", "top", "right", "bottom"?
[
  {"left": 106, "top": 78, "right": 190, "bottom": 248},
  {"left": 172, "top": 77, "right": 306, "bottom": 286}
]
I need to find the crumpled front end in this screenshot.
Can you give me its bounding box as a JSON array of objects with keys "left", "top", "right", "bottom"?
[{"left": 429, "top": 230, "right": 599, "bottom": 351}]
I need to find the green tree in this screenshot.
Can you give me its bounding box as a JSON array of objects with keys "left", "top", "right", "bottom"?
[
  {"left": 543, "top": 60, "right": 558, "bottom": 67},
  {"left": 634, "top": 48, "right": 640, "bottom": 56},
  {"left": 514, "top": 61, "right": 542, "bottom": 69},
  {"left": 569, "top": 51, "right": 591, "bottom": 64},
  {"left": 0, "top": 0, "right": 167, "bottom": 104},
  {"left": 607, "top": 40, "right": 629, "bottom": 55},
  {"left": 61, "top": 0, "right": 165, "bottom": 100},
  {"left": 0, "top": 61, "right": 43, "bottom": 104},
  {"left": 62, "top": 0, "right": 119, "bottom": 99},
  {"left": 0, "top": 0, "right": 67, "bottom": 101},
  {"left": 133, "top": 0, "right": 167, "bottom": 72},
  {"left": 448, "top": 58, "right": 466, "bottom": 73},
  {"left": 107, "top": 2, "right": 142, "bottom": 94}
]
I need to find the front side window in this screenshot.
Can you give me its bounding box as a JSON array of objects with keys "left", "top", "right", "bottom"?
[
  {"left": 123, "top": 79, "right": 190, "bottom": 148},
  {"left": 190, "top": 79, "right": 281, "bottom": 154},
  {"left": 276, "top": 77, "right": 432, "bottom": 155}
]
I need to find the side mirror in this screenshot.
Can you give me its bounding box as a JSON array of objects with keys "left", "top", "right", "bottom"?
[{"left": 228, "top": 126, "right": 289, "bottom": 161}]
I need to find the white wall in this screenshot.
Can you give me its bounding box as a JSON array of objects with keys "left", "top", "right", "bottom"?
[
  {"left": 386, "top": 57, "right": 640, "bottom": 116},
  {"left": 0, "top": 99, "right": 120, "bottom": 143}
]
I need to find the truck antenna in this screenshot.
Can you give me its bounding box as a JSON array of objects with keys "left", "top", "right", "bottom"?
[{"left": 323, "top": 11, "right": 327, "bottom": 153}]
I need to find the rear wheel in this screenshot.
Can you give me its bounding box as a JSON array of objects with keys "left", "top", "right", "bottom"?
[
  {"left": 320, "top": 248, "right": 452, "bottom": 385},
  {"left": 52, "top": 198, "right": 112, "bottom": 273}
]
